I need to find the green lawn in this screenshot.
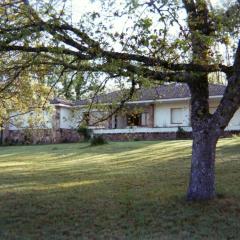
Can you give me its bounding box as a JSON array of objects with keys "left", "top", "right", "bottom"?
[{"left": 0, "top": 138, "right": 240, "bottom": 239}]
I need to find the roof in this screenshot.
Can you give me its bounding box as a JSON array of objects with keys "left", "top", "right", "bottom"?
[
  {"left": 50, "top": 98, "right": 73, "bottom": 106},
  {"left": 52, "top": 83, "right": 226, "bottom": 106}
]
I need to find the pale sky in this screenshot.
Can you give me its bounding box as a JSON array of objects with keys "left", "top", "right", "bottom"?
[
  {"left": 70, "top": 0, "right": 228, "bottom": 37},
  {"left": 71, "top": 0, "right": 102, "bottom": 21},
  {"left": 68, "top": 0, "right": 230, "bottom": 90},
  {"left": 71, "top": 0, "right": 226, "bottom": 18}
]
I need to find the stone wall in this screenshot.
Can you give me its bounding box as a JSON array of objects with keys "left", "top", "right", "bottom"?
[
  {"left": 93, "top": 130, "right": 240, "bottom": 142},
  {"left": 222, "top": 130, "right": 240, "bottom": 138},
  {"left": 94, "top": 131, "right": 192, "bottom": 141},
  {"left": 56, "top": 129, "right": 83, "bottom": 143},
  {"left": 2, "top": 128, "right": 240, "bottom": 145},
  {"left": 5, "top": 129, "right": 54, "bottom": 144},
  {"left": 3, "top": 128, "right": 83, "bottom": 145}
]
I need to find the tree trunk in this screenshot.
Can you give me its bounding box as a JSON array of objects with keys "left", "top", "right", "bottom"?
[{"left": 187, "top": 129, "right": 219, "bottom": 201}]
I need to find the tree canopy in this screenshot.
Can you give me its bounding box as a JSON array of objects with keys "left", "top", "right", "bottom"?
[{"left": 1, "top": 0, "right": 238, "bottom": 89}]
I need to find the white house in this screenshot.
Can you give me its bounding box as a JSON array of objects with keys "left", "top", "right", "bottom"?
[{"left": 2, "top": 83, "right": 240, "bottom": 143}]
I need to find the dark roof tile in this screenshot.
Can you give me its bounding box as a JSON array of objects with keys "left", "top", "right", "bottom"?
[
  {"left": 51, "top": 83, "right": 226, "bottom": 106},
  {"left": 73, "top": 83, "right": 226, "bottom": 106},
  {"left": 50, "top": 98, "right": 73, "bottom": 106}
]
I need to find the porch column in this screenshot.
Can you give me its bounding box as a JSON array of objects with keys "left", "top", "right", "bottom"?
[
  {"left": 52, "top": 106, "right": 61, "bottom": 143},
  {"left": 147, "top": 104, "right": 155, "bottom": 128}
]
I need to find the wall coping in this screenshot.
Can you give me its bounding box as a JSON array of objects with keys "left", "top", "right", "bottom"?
[
  {"left": 93, "top": 125, "right": 240, "bottom": 134},
  {"left": 93, "top": 127, "right": 192, "bottom": 134}
]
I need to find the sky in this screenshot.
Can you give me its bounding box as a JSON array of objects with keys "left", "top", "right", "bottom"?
[
  {"left": 71, "top": 0, "right": 102, "bottom": 21},
  {"left": 69, "top": 0, "right": 228, "bottom": 36},
  {"left": 71, "top": 0, "right": 227, "bottom": 17},
  {"left": 55, "top": 0, "right": 230, "bottom": 89}
]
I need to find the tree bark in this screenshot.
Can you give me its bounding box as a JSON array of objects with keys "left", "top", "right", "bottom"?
[
  {"left": 186, "top": 75, "right": 221, "bottom": 201},
  {"left": 187, "top": 129, "right": 219, "bottom": 201}
]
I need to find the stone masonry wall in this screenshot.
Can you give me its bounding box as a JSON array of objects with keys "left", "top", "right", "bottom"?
[
  {"left": 4, "top": 128, "right": 83, "bottom": 144},
  {"left": 94, "top": 131, "right": 192, "bottom": 142},
  {"left": 56, "top": 129, "right": 83, "bottom": 143},
  {"left": 2, "top": 129, "right": 240, "bottom": 145},
  {"left": 6, "top": 129, "right": 54, "bottom": 144}
]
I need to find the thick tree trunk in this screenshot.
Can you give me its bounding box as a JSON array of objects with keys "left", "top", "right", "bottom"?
[{"left": 187, "top": 129, "right": 219, "bottom": 201}]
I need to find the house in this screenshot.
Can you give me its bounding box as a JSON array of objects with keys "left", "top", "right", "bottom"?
[{"left": 2, "top": 83, "right": 240, "bottom": 143}]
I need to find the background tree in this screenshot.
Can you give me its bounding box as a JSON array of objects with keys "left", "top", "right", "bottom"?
[
  {"left": 0, "top": 0, "right": 240, "bottom": 201},
  {"left": 0, "top": 51, "right": 51, "bottom": 132}
]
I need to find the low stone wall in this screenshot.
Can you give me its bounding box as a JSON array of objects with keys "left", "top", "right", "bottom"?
[
  {"left": 5, "top": 129, "right": 54, "bottom": 144},
  {"left": 222, "top": 130, "right": 240, "bottom": 138},
  {"left": 56, "top": 129, "right": 83, "bottom": 143},
  {"left": 94, "top": 130, "right": 240, "bottom": 142},
  {"left": 94, "top": 131, "right": 192, "bottom": 141},
  {"left": 3, "top": 129, "right": 240, "bottom": 145},
  {"left": 4, "top": 129, "right": 83, "bottom": 145}
]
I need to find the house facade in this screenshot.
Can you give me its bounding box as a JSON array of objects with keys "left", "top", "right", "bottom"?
[{"left": 2, "top": 83, "right": 240, "bottom": 144}]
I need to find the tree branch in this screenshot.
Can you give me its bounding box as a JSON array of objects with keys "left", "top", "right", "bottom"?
[{"left": 212, "top": 39, "right": 240, "bottom": 133}]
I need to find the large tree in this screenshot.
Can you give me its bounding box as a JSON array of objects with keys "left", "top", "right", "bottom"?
[{"left": 0, "top": 0, "right": 240, "bottom": 200}]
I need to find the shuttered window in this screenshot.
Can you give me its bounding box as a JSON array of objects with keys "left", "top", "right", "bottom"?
[
  {"left": 171, "top": 108, "right": 183, "bottom": 124},
  {"left": 141, "top": 113, "right": 148, "bottom": 126}
]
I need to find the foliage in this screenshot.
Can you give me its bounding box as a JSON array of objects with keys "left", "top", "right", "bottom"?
[
  {"left": 177, "top": 126, "right": 186, "bottom": 134},
  {"left": 0, "top": 52, "right": 53, "bottom": 127},
  {"left": 0, "top": 0, "right": 238, "bottom": 120},
  {"left": 77, "top": 125, "right": 92, "bottom": 141},
  {"left": 176, "top": 126, "right": 189, "bottom": 139},
  {"left": 0, "top": 0, "right": 239, "bottom": 116},
  {"left": 90, "top": 135, "right": 108, "bottom": 146}
]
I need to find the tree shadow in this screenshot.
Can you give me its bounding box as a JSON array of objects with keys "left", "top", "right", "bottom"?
[{"left": 0, "top": 138, "right": 239, "bottom": 239}]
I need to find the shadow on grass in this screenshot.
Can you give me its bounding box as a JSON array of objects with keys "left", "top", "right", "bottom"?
[
  {"left": 0, "top": 138, "right": 240, "bottom": 239},
  {"left": 0, "top": 176, "right": 240, "bottom": 239},
  {"left": 0, "top": 140, "right": 184, "bottom": 157}
]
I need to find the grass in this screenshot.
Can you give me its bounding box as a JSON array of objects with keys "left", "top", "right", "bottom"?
[{"left": 0, "top": 138, "right": 240, "bottom": 239}]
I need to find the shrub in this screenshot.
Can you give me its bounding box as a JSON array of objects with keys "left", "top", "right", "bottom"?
[
  {"left": 3, "top": 138, "right": 20, "bottom": 146},
  {"left": 3, "top": 137, "right": 9, "bottom": 146},
  {"left": 177, "top": 126, "right": 185, "bottom": 134},
  {"left": 77, "top": 126, "right": 92, "bottom": 141},
  {"left": 176, "top": 126, "right": 190, "bottom": 139},
  {"left": 90, "top": 135, "right": 108, "bottom": 146},
  {"left": 22, "top": 129, "right": 33, "bottom": 144},
  {"left": 133, "top": 138, "right": 141, "bottom": 141}
]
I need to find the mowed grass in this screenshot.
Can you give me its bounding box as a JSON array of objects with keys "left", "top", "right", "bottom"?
[{"left": 0, "top": 138, "right": 240, "bottom": 239}]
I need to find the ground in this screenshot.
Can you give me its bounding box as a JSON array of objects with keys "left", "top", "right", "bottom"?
[{"left": 0, "top": 138, "right": 240, "bottom": 239}]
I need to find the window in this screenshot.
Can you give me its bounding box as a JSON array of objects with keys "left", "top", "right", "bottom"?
[
  {"left": 171, "top": 108, "right": 183, "bottom": 124},
  {"left": 127, "top": 113, "right": 148, "bottom": 127},
  {"left": 127, "top": 113, "right": 141, "bottom": 126},
  {"left": 114, "top": 115, "right": 118, "bottom": 129},
  {"left": 83, "top": 112, "right": 90, "bottom": 125},
  {"left": 141, "top": 113, "right": 148, "bottom": 126}
]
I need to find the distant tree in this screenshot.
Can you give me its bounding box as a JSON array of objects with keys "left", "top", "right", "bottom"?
[
  {"left": 0, "top": 0, "right": 240, "bottom": 201},
  {"left": 0, "top": 51, "right": 51, "bottom": 128}
]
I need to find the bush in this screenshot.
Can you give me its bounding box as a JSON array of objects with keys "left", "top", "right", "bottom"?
[
  {"left": 24, "top": 134, "right": 32, "bottom": 145},
  {"left": 77, "top": 126, "right": 92, "bottom": 141},
  {"left": 177, "top": 126, "right": 185, "bottom": 134},
  {"left": 90, "top": 135, "right": 108, "bottom": 146},
  {"left": 176, "top": 126, "right": 190, "bottom": 139},
  {"left": 3, "top": 137, "right": 9, "bottom": 145},
  {"left": 133, "top": 138, "right": 141, "bottom": 141}
]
